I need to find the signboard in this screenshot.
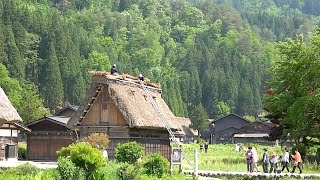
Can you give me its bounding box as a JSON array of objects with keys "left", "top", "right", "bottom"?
[{"left": 172, "top": 148, "right": 181, "bottom": 163}]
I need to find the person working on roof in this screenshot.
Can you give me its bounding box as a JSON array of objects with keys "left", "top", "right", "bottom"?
[
  {"left": 110, "top": 64, "right": 118, "bottom": 75},
  {"left": 139, "top": 74, "right": 144, "bottom": 81}
]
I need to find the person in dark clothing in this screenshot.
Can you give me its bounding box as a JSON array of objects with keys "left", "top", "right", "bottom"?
[
  {"left": 204, "top": 142, "right": 208, "bottom": 153},
  {"left": 262, "top": 148, "right": 269, "bottom": 173},
  {"left": 139, "top": 74, "right": 144, "bottom": 81},
  {"left": 110, "top": 64, "right": 118, "bottom": 75},
  {"left": 200, "top": 144, "right": 204, "bottom": 153}
]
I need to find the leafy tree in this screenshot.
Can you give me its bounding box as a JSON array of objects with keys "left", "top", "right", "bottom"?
[
  {"left": 190, "top": 103, "right": 209, "bottom": 138},
  {"left": 216, "top": 101, "right": 231, "bottom": 118},
  {"left": 265, "top": 30, "right": 320, "bottom": 144}
]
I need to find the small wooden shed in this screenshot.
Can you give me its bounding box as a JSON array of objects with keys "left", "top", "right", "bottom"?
[
  {"left": 25, "top": 106, "right": 78, "bottom": 160},
  {"left": 0, "top": 87, "right": 30, "bottom": 160},
  {"left": 67, "top": 72, "right": 180, "bottom": 160}
]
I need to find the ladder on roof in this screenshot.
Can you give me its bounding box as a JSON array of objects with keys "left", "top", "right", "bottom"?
[{"left": 140, "top": 82, "right": 192, "bottom": 166}]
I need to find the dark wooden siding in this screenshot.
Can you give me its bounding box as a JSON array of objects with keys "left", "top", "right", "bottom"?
[
  {"left": 82, "top": 90, "right": 127, "bottom": 126},
  {"left": 108, "top": 137, "right": 171, "bottom": 161},
  {"left": 27, "top": 133, "right": 73, "bottom": 160}
]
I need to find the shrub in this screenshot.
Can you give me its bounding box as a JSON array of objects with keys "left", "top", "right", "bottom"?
[
  {"left": 317, "top": 148, "right": 320, "bottom": 156},
  {"left": 14, "top": 162, "right": 39, "bottom": 176},
  {"left": 57, "top": 157, "right": 77, "bottom": 180},
  {"left": 35, "top": 168, "right": 59, "bottom": 180},
  {"left": 57, "top": 142, "right": 106, "bottom": 173},
  {"left": 116, "top": 163, "right": 141, "bottom": 180},
  {"left": 18, "top": 146, "right": 26, "bottom": 160},
  {"left": 82, "top": 133, "right": 109, "bottom": 151},
  {"left": 115, "top": 141, "right": 144, "bottom": 164},
  {"left": 291, "top": 144, "right": 308, "bottom": 157},
  {"left": 143, "top": 153, "right": 169, "bottom": 178}
]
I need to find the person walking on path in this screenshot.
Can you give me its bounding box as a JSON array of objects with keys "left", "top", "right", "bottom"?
[
  {"left": 281, "top": 147, "right": 290, "bottom": 173},
  {"left": 245, "top": 147, "right": 253, "bottom": 173},
  {"left": 252, "top": 147, "right": 260, "bottom": 172},
  {"left": 262, "top": 148, "right": 269, "bottom": 173},
  {"left": 200, "top": 144, "right": 204, "bottom": 153},
  {"left": 291, "top": 149, "right": 303, "bottom": 174},
  {"left": 269, "top": 153, "right": 279, "bottom": 173},
  {"left": 204, "top": 142, "right": 209, "bottom": 153}
]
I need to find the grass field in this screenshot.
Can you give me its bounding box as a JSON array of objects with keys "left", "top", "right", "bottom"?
[{"left": 181, "top": 144, "right": 320, "bottom": 174}]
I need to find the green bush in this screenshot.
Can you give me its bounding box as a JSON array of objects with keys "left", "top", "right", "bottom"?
[
  {"left": 35, "top": 168, "right": 59, "bottom": 180},
  {"left": 116, "top": 163, "right": 141, "bottom": 180},
  {"left": 143, "top": 153, "right": 169, "bottom": 178},
  {"left": 317, "top": 148, "right": 320, "bottom": 156},
  {"left": 291, "top": 144, "right": 308, "bottom": 157},
  {"left": 115, "top": 141, "right": 144, "bottom": 164},
  {"left": 18, "top": 146, "right": 26, "bottom": 160},
  {"left": 57, "top": 157, "right": 77, "bottom": 180},
  {"left": 14, "top": 163, "right": 39, "bottom": 176},
  {"left": 57, "top": 142, "right": 106, "bottom": 173}
]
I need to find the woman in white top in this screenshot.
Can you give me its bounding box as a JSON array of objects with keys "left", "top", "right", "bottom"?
[
  {"left": 252, "top": 147, "right": 260, "bottom": 172},
  {"left": 281, "top": 147, "right": 290, "bottom": 172}
]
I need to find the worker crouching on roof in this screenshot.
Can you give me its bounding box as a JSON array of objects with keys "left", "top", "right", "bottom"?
[
  {"left": 110, "top": 64, "right": 118, "bottom": 75},
  {"left": 139, "top": 74, "right": 144, "bottom": 81}
]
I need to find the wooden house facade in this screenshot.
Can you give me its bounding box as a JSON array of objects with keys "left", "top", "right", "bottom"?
[
  {"left": 0, "top": 87, "right": 30, "bottom": 161},
  {"left": 211, "top": 114, "right": 249, "bottom": 144},
  {"left": 67, "top": 73, "right": 180, "bottom": 160},
  {"left": 25, "top": 106, "right": 77, "bottom": 160}
]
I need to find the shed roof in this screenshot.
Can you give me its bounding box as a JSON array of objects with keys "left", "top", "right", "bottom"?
[
  {"left": 174, "top": 117, "right": 198, "bottom": 137},
  {"left": 213, "top": 113, "right": 248, "bottom": 123},
  {"left": 25, "top": 116, "right": 70, "bottom": 128},
  {"left": 68, "top": 72, "right": 179, "bottom": 130},
  {"left": 0, "top": 87, "right": 22, "bottom": 123},
  {"left": 234, "top": 133, "right": 269, "bottom": 138}
]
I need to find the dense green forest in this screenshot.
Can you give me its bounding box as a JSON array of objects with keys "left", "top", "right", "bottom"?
[{"left": 1, "top": 0, "right": 320, "bottom": 124}]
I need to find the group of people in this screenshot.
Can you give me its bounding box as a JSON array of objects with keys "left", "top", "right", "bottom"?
[
  {"left": 199, "top": 142, "right": 209, "bottom": 153},
  {"left": 110, "top": 64, "right": 144, "bottom": 81},
  {"left": 246, "top": 147, "right": 303, "bottom": 174}
]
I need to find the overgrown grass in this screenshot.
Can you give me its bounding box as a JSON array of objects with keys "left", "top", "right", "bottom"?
[{"left": 182, "top": 144, "right": 320, "bottom": 174}]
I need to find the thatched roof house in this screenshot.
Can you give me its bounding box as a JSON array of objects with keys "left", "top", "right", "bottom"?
[
  {"left": 0, "top": 87, "right": 22, "bottom": 124},
  {"left": 174, "top": 117, "right": 198, "bottom": 143},
  {"left": 67, "top": 72, "right": 179, "bottom": 130},
  {"left": 67, "top": 72, "right": 185, "bottom": 159},
  {"left": 0, "top": 87, "right": 29, "bottom": 160}
]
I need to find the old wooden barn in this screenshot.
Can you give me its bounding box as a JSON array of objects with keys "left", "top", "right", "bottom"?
[
  {"left": 0, "top": 87, "right": 30, "bottom": 161},
  {"left": 67, "top": 72, "right": 181, "bottom": 160},
  {"left": 25, "top": 106, "right": 77, "bottom": 160}
]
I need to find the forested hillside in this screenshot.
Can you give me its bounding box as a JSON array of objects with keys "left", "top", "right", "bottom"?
[{"left": 1, "top": 0, "right": 320, "bottom": 123}]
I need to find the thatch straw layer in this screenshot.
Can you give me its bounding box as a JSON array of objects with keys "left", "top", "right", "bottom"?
[{"left": 0, "top": 87, "right": 22, "bottom": 123}]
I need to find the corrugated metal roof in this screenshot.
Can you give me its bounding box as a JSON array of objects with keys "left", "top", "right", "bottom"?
[
  {"left": 47, "top": 116, "right": 70, "bottom": 125},
  {"left": 234, "top": 133, "right": 269, "bottom": 138}
]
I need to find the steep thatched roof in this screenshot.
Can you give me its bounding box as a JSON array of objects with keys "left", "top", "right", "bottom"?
[
  {"left": 0, "top": 87, "right": 22, "bottom": 124},
  {"left": 68, "top": 72, "right": 179, "bottom": 130},
  {"left": 174, "top": 117, "right": 198, "bottom": 137}
]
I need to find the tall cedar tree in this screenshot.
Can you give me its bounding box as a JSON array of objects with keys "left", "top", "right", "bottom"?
[
  {"left": 4, "top": 24, "right": 25, "bottom": 80},
  {"left": 190, "top": 103, "right": 209, "bottom": 138},
  {"left": 43, "top": 42, "right": 63, "bottom": 110}
]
